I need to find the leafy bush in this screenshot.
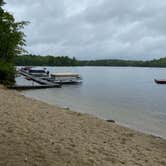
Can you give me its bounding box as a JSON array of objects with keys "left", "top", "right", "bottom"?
[
  {"left": 0, "top": 0, "right": 27, "bottom": 86},
  {"left": 0, "top": 61, "right": 15, "bottom": 85}
]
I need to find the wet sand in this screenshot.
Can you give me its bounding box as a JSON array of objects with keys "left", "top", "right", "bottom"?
[{"left": 0, "top": 85, "right": 166, "bottom": 166}]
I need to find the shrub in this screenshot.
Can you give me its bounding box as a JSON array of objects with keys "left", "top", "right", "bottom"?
[
  {"left": 0, "top": 0, "right": 27, "bottom": 86},
  {"left": 0, "top": 60, "right": 15, "bottom": 85}
]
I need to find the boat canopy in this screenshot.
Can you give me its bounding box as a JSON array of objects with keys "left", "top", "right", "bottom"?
[
  {"left": 51, "top": 72, "right": 80, "bottom": 77},
  {"left": 29, "top": 69, "right": 46, "bottom": 74}
]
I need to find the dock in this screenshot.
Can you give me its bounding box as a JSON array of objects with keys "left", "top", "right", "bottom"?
[
  {"left": 19, "top": 70, "right": 60, "bottom": 86},
  {"left": 8, "top": 84, "right": 61, "bottom": 90},
  {"left": 13, "top": 70, "right": 62, "bottom": 90}
]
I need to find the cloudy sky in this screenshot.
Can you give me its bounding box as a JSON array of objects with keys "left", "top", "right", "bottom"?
[{"left": 5, "top": 0, "right": 166, "bottom": 60}]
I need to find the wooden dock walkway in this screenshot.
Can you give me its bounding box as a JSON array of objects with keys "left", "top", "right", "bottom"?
[
  {"left": 14, "top": 70, "right": 62, "bottom": 90},
  {"left": 19, "top": 70, "right": 60, "bottom": 86},
  {"left": 9, "top": 84, "right": 61, "bottom": 90}
]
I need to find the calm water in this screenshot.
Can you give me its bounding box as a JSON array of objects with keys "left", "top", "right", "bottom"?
[{"left": 16, "top": 67, "right": 166, "bottom": 138}]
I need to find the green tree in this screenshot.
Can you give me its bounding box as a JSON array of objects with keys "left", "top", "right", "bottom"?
[{"left": 0, "top": 0, "right": 28, "bottom": 85}]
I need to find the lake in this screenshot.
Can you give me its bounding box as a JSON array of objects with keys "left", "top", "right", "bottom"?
[{"left": 16, "top": 67, "right": 166, "bottom": 138}]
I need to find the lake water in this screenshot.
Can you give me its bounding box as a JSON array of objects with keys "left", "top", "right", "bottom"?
[{"left": 16, "top": 67, "right": 166, "bottom": 138}]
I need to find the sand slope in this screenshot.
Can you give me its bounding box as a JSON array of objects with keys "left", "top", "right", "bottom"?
[{"left": 0, "top": 85, "right": 166, "bottom": 166}]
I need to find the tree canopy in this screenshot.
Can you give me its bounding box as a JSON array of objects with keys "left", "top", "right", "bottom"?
[
  {"left": 0, "top": 0, "right": 27, "bottom": 85},
  {"left": 15, "top": 54, "right": 166, "bottom": 68},
  {"left": 15, "top": 55, "right": 78, "bottom": 66}
]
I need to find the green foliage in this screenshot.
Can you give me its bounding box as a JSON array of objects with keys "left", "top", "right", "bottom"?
[
  {"left": 15, "top": 54, "right": 78, "bottom": 66},
  {"left": 0, "top": 0, "right": 27, "bottom": 85},
  {"left": 0, "top": 60, "right": 15, "bottom": 85},
  {"left": 79, "top": 58, "right": 166, "bottom": 67},
  {"left": 15, "top": 55, "right": 166, "bottom": 68},
  {"left": 0, "top": 3, "right": 28, "bottom": 62}
]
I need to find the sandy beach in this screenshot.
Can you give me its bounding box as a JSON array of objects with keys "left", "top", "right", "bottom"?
[{"left": 0, "top": 85, "right": 166, "bottom": 166}]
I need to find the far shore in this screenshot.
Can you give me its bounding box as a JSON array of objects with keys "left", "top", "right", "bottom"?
[{"left": 0, "top": 85, "right": 166, "bottom": 166}]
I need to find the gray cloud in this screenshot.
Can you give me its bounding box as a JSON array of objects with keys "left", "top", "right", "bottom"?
[{"left": 5, "top": 0, "right": 166, "bottom": 60}]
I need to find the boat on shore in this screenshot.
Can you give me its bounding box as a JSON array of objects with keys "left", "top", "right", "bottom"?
[{"left": 154, "top": 79, "right": 166, "bottom": 84}]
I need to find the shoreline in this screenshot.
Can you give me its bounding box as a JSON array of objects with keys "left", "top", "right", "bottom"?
[
  {"left": 0, "top": 85, "right": 166, "bottom": 165},
  {"left": 21, "top": 91, "right": 166, "bottom": 139}
]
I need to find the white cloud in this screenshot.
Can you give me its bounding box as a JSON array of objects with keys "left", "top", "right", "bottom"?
[{"left": 4, "top": 0, "right": 166, "bottom": 60}]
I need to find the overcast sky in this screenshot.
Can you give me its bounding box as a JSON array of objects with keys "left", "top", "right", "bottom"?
[{"left": 5, "top": 0, "right": 166, "bottom": 60}]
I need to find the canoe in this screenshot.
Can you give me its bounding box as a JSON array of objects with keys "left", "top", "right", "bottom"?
[{"left": 154, "top": 79, "right": 166, "bottom": 84}]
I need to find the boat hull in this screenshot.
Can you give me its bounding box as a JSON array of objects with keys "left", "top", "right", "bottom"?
[
  {"left": 154, "top": 79, "right": 166, "bottom": 84},
  {"left": 54, "top": 80, "right": 82, "bottom": 85}
]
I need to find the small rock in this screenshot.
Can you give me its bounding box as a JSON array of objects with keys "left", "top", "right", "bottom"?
[
  {"left": 63, "top": 106, "right": 70, "bottom": 110},
  {"left": 106, "top": 119, "right": 115, "bottom": 123},
  {"left": 24, "top": 157, "right": 28, "bottom": 162}
]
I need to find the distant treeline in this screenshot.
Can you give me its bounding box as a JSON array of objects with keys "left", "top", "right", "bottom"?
[
  {"left": 15, "top": 55, "right": 78, "bottom": 66},
  {"left": 15, "top": 54, "right": 166, "bottom": 67}
]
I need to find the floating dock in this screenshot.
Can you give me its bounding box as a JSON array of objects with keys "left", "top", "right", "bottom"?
[
  {"left": 13, "top": 70, "right": 61, "bottom": 90},
  {"left": 19, "top": 70, "right": 58, "bottom": 86},
  {"left": 8, "top": 84, "right": 61, "bottom": 90}
]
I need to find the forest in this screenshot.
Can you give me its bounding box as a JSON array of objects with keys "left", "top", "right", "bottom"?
[{"left": 15, "top": 54, "right": 166, "bottom": 67}]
